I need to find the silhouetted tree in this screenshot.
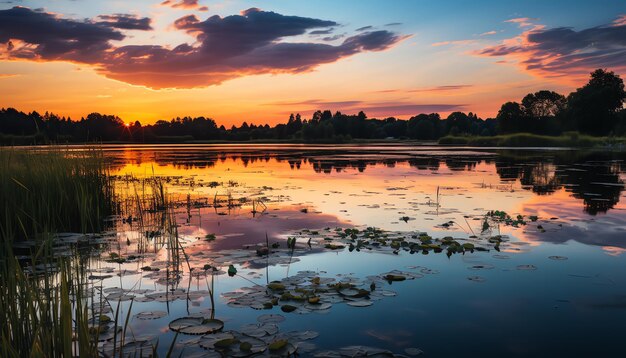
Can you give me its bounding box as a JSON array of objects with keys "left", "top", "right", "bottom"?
[
  {"left": 566, "top": 69, "right": 626, "bottom": 135},
  {"left": 522, "top": 90, "right": 566, "bottom": 119}
]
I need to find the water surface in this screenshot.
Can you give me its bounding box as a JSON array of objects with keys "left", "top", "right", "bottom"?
[{"left": 77, "top": 144, "right": 626, "bottom": 357}]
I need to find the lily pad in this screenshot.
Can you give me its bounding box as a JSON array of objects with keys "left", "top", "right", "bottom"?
[
  {"left": 168, "top": 317, "right": 224, "bottom": 335},
  {"left": 346, "top": 300, "right": 373, "bottom": 307},
  {"left": 134, "top": 311, "right": 167, "bottom": 320},
  {"left": 268, "top": 339, "right": 288, "bottom": 351},
  {"left": 257, "top": 314, "right": 285, "bottom": 324}
]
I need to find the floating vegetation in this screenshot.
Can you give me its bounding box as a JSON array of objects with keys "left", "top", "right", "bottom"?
[
  {"left": 4, "top": 145, "right": 607, "bottom": 357},
  {"left": 223, "top": 269, "right": 423, "bottom": 313},
  {"left": 169, "top": 317, "right": 224, "bottom": 335},
  {"left": 276, "top": 226, "right": 515, "bottom": 259},
  {"left": 193, "top": 321, "right": 318, "bottom": 357},
  {"left": 134, "top": 311, "right": 168, "bottom": 320}
]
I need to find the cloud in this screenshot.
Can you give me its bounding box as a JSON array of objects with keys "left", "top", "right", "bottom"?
[
  {"left": 359, "top": 103, "right": 466, "bottom": 116},
  {"left": 479, "top": 30, "right": 497, "bottom": 36},
  {"left": 432, "top": 39, "right": 476, "bottom": 47},
  {"left": 375, "top": 85, "right": 474, "bottom": 94},
  {"left": 309, "top": 28, "right": 334, "bottom": 35},
  {"left": 96, "top": 14, "right": 152, "bottom": 30},
  {"left": 356, "top": 25, "right": 373, "bottom": 32},
  {"left": 160, "top": 0, "right": 208, "bottom": 11},
  {"left": 0, "top": 7, "right": 123, "bottom": 62},
  {"left": 476, "top": 15, "right": 626, "bottom": 81},
  {"left": 268, "top": 99, "right": 465, "bottom": 117},
  {"left": 0, "top": 7, "right": 407, "bottom": 89},
  {"left": 504, "top": 17, "right": 538, "bottom": 28},
  {"left": 266, "top": 99, "right": 362, "bottom": 107},
  {"left": 409, "top": 84, "right": 473, "bottom": 93},
  {"left": 0, "top": 73, "right": 19, "bottom": 79},
  {"left": 322, "top": 34, "right": 345, "bottom": 42},
  {"left": 614, "top": 15, "right": 626, "bottom": 27},
  {"left": 385, "top": 22, "right": 402, "bottom": 27}
]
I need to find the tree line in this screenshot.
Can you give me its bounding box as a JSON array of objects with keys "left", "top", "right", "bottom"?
[{"left": 1, "top": 69, "right": 624, "bottom": 144}]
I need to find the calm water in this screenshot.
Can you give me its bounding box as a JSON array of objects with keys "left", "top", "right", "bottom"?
[{"left": 74, "top": 145, "right": 626, "bottom": 357}]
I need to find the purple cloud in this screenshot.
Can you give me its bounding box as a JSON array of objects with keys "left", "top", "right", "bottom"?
[
  {"left": 0, "top": 7, "right": 407, "bottom": 89},
  {"left": 310, "top": 28, "right": 335, "bottom": 35},
  {"left": 96, "top": 14, "right": 152, "bottom": 30},
  {"left": 0, "top": 6, "right": 123, "bottom": 62},
  {"left": 268, "top": 99, "right": 465, "bottom": 117},
  {"left": 160, "top": 0, "right": 208, "bottom": 11},
  {"left": 476, "top": 15, "right": 626, "bottom": 80}
]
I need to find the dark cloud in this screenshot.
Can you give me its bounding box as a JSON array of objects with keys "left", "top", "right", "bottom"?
[
  {"left": 385, "top": 22, "right": 402, "bottom": 27},
  {"left": 96, "top": 14, "right": 152, "bottom": 30},
  {"left": 476, "top": 16, "right": 626, "bottom": 78},
  {"left": 0, "top": 7, "right": 406, "bottom": 88},
  {"left": 355, "top": 25, "right": 373, "bottom": 32},
  {"left": 160, "top": 0, "right": 207, "bottom": 11},
  {"left": 173, "top": 8, "right": 338, "bottom": 59},
  {"left": 0, "top": 6, "right": 123, "bottom": 62},
  {"left": 322, "top": 34, "right": 345, "bottom": 42},
  {"left": 310, "top": 28, "right": 334, "bottom": 35}
]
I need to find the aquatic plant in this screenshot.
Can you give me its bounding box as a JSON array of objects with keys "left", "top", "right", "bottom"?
[
  {"left": 0, "top": 148, "right": 115, "bottom": 357},
  {"left": 0, "top": 148, "right": 115, "bottom": 241}
]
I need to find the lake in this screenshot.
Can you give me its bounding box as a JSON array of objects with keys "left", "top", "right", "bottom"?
[{"left": 60, "top": 144, "right": 626, "bottom": 357}]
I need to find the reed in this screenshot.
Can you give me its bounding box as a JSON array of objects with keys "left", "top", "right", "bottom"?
[
  {"left": 0, "top": 148, "right": 115, "bottom": 241},
  {"left": 0, "top": 149, "right": 191, "bottom": 357},
  {"left": 0, "top": 148, "right": 112, "bottom": 357}
]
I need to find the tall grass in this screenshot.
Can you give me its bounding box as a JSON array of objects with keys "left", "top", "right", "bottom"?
[
  {"left": 0, "top": 149, "right": 190, "bottom": 357},
  {"left": 0, "top": 148, "right": 115, "bottom": 241},
  {"left": 0, "top": 148, "right": 114, "bottom": 357},
  {"left": 0, "top": 247, "right": 98, "bottom": 357}
]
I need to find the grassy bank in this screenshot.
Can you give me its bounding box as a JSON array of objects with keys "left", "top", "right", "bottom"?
[
  {"left": 0, "top": 149, "right": 187, "bottom": 357},
  {"left": 0, "top": 149, "right": 115, "bottom": 357},
  {"left": 0, "top": 149, "right": 115, "bottom": 241},
  {"left": 438, "top": 132, "right": 626, "bottom": 147}
]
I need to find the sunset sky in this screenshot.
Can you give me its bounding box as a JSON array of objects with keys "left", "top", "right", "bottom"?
[{"left": 1, "top": 0, "right": 625, "bottom": 126}]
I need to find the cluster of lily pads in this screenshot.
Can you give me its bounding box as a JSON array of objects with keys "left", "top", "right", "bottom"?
[
  {"left": 223, "top": 269, "right": 427, "bottom": 313},
  {"left": 163, "top": 312, "right": 422, "bottom": 357},
  {"left": 85, "top": 210, "right": 557, "bottom": 357},
  {"left": 281, "top": 226, "right": 511, "bottom": 258}
]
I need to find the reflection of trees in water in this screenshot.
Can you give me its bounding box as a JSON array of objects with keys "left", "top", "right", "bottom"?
[
  {"left": 496, "top": 152, "right": 625, "bottom": 214},
  {"left": 108, "top": 149, "right": 626, "bottom": 214},
  {"left": 444, "top": 158, "right": 481, "bottom": 171},
  {"left": 520, "top": 162, "right": 560, "bottom": 195},
  {"left": 562, "top": 162, "right": 624, "bottom": 215},
  {"left": 407, "top": 157, "right": 440, "bottom": 171}
]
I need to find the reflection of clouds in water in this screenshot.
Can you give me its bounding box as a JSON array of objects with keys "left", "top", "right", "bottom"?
[
  {"left": 177, "top": 205, "right": 346, "bottom": 251},
  {"left": 106, "top": 146, "right": 626, "bottom": 216},
  {"left": 602, "top": 246, "right": 626, "bottom": 256},
  {"left": 518, "top": 190, "right": 626, "bottom": 251}
]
